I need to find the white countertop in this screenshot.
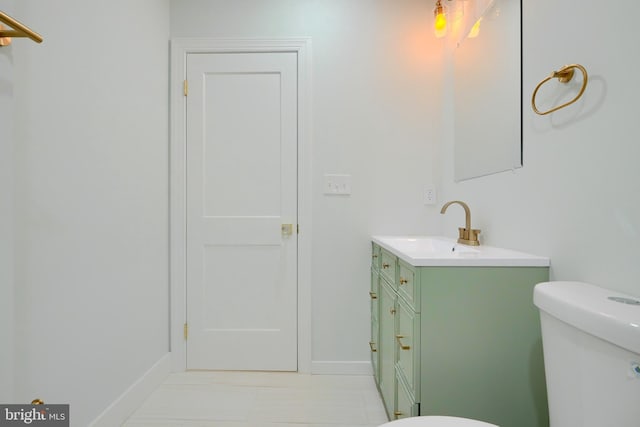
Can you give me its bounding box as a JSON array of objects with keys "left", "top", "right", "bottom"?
[{"left": 372, "top": 235, "right": 550, "bottom": 267}]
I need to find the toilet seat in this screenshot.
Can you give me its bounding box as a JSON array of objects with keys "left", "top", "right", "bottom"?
[{"left": 379, "top": 415, "right": 499, "bottom": 426}]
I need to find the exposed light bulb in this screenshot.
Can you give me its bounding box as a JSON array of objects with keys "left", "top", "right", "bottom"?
[
  {"left": 468, "top": 17, "right": 482, "bottom": 38},
  {"left": 434, "top": 0, "right": 447, "bottom": 38}
]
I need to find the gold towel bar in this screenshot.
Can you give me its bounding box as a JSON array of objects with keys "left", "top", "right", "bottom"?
[
  {"left": 0, "top": 10, "right": 43, "bottom": 46},
  {"left": 532, "top": 64, "right": 588, "bottom": 115}
]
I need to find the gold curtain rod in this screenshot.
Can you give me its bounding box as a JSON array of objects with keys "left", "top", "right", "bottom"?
[
  {"left": 532, "top": 64, "right": 588, "bottom": 115},
  {"left": 0, "top": 10, "right": 44, "bottom": 46}
]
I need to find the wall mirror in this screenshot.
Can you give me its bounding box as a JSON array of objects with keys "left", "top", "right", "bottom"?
[{"left": 453, "top": 0, "right": 522, "bottom": 181}]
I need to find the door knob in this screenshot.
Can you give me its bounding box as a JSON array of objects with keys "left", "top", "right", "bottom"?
[{"left": 281, "top": 224, "right": 293, "bottom": 236}]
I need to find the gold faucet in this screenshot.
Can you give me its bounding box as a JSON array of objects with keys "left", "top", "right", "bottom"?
[{"left": 440, "top": 200, "right": 481, "bottom": 246}]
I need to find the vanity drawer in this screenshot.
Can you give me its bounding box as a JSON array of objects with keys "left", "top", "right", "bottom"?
[
  {"left": 396, "top": 297, "right": 420, "bottom": 398},
  {"left": 397, "top": 260, "right": 418, "bottom": 311},
  {"left": 380, "top": 249, "right": 397, "bottom": 285},
  {"left": 371, "top": 243, "right": 381, "bottom": 271},
  {"left": 370, "top": 269, "right": 379, "bottom": 323}
]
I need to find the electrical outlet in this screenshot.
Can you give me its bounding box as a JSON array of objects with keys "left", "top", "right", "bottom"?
[{"left": 425, "top": 186, "right": 437, "bottom": 205}]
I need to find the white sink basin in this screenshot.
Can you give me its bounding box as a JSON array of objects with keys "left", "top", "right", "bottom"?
[{"left": 372, "top": 236, "right": 549, "bottom": 267}]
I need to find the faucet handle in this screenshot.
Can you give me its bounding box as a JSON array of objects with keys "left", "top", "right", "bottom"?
[
  {"left": 457, "top": 227, "right": 467, "bottom": 240},
  {"left": 457, "top": 227, "right": 481, "bottom": 246}
]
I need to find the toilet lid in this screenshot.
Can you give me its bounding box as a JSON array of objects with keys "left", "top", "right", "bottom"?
[{"left": 379, "top": 415, "right": 499, "bottom": 427}]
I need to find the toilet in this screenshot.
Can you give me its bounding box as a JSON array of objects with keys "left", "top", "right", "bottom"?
[
  {"left": 379, "top": 281, "right": 640, "bottom": 427},
  {"left": 533, "top": 281, "right": 640, "bottom": 427}
]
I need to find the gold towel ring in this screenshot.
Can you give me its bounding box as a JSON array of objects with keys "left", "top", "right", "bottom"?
[{"left": 532, "top": 64, "right": 588, "bottom": 115}]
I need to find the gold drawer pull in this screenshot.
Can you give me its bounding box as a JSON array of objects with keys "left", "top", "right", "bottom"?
[
  {"left": 390, "top": 308, "right": 396, "bottom": 315},
  {"left": 395, "top": 334, "right": 411, "bottom": 350},
  {"left": 369, "top": 291, "right": 378, "bottom": 300},
  {"left": 369, "top": 341, "right": 377, "bottom": 352},
  {"left": 394, "top": 411, "right": 404, "bottom": 418},
  {"left": 382, "top": 263, "right": 390, "bottom": 269},
  {"left": 399, "top": 277, "right": 408, "bottom": 285}
]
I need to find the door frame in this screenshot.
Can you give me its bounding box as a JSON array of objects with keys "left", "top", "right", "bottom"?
[{"left": 169, "top": 38, "right": 313, "bottom": 373}]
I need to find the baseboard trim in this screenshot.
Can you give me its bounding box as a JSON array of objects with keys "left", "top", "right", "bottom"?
[
  {"left": 311, "top": 361, "right": 373, "bottom": 375},
  {"left": 89, "top": 353, "right": 171, "bottom": 427}
]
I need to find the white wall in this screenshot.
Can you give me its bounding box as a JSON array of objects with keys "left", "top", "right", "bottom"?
[
  {"left": 0, "top": 0, "right": 15, "bottom": 402},
  {"left": 7, "top": 1, "right": 171, "bottom": 425},
  {"left": 440, "top": 0, "right": 640, "bottom": 298},
  {"left": 170, "top": 0, "right": 445, "bottom": 368}
]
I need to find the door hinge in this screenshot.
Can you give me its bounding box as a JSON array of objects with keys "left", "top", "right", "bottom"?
[
  {"left": 183, "top": 80, "right": 188, "bottom": 96},
  {"left": 183, "top": 323, "right": 188, "bottom": 340}
]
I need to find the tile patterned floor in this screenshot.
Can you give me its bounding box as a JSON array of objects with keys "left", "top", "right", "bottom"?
[{"left": 124, "top": 371, "right": 389, "bottom": 427}]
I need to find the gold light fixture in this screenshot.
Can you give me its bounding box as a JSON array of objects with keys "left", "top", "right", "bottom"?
[{"left": 434, "top": 0, "right": 448, "bottom": 38}]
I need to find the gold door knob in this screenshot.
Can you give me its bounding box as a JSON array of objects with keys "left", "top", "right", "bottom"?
[
  {"left": 399, "top": 278, "right": 408, "bottom": 285},
  {"left": 369, "top": 341, "right": 377, "bottom": 352},
  {"left": 281, "top": 224, "right": 293, "bottom": 236},
  {"left": 382, "top": 263, "right": 390, "bottom": 269},
  {"left": 369, "top": 291, "right": 378, "bottom": 300}
]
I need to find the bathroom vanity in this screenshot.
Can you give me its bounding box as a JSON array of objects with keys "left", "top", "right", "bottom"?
[{"left": 370, "top": 237, "right": 550, "bottom": 427}]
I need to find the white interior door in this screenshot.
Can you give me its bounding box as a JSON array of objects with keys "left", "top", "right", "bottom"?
[{"left": 185, "top": 51, "right": 298, "bottom": 371}]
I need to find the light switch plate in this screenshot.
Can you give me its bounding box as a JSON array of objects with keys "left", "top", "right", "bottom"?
[{"left": 324, "top": 174, "right": 352, "bottom": 195}]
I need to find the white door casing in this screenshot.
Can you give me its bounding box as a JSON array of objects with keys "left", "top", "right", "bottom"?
[
  {"left": 186, "top": 51, "right": 297, "bottom": 370},
  {"left": 169, "top": 38, "right": 312, "bottom": 373}
]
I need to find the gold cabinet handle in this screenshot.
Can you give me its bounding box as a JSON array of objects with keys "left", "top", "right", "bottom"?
[
  {"left": 372, "top": 254, "right": 378, "bottom": 258},
  {"left": 399, "top": 277, "right": 408, "bottom": 285},
  {"left": 390, "top": 308, "right": 396, "bottom": 315},
  {"left": 369, "top": 341, "right": 377, "bottom": 352},
  {"left": 395, "top": 334, "right": 411, "bottom": 350},
  {"left": 382, "top": 263, "right": 390, "bottom": 269},
  {"left": 394, "top": 411, "right": 404, "bottom": 418},
  {"left": 369, "top": 291, "right": 378, "bottom": 300}
]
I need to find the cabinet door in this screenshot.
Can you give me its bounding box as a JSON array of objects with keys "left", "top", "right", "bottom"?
[
  {"left": 396, "top": 296, "right": 420, "bottom": 399},
  {"left": 379, "top": 278, "right": 397, "bottom": 418},
  {"left": 395, "top": 371, "right": 420, "bottom": 420}
]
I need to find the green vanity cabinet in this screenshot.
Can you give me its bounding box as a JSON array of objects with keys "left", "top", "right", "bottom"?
[{"left": 370, "top": 242, "right": 550, "bottom": 427}]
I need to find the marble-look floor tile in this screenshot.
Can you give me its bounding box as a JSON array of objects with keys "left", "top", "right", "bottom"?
[{"left": 124, "top": 372, "right": 388, "bottom": 427}]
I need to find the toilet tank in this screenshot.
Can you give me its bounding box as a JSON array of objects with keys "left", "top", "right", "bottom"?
[{"left": 534, "top": 281, "right": 640, "bottom": 427}]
